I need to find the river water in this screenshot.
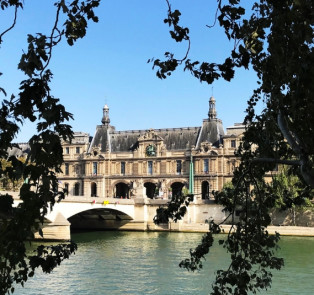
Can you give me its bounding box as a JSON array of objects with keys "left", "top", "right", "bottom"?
[{"left": 14, "top": 231, "right": 314, "bottom": 295}]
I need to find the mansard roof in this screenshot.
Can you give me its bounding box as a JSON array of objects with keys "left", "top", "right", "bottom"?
[
  {"left": 89, "top": 126, "right": 201, "bottom": 153},
  {"left": 89, "top": 120, "right": 225, "bottom": 153},
  {"left": 8, "top": 143, "right": 30, "bottom": 158},
  {"left": 89, "top": 97, "right": 226, "bottom": 153},
  {"left": 196, "top": 118, "right": 224, "bottom": 148}
]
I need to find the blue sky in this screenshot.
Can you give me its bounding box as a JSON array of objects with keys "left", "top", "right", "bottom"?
[{"left": 1, "top": 0, "right": 260, "bottom": 142}]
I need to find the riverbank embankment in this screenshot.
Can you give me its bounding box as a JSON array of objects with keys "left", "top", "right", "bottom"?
[{"left": 149, "top": 222, "right": 314, "bottom": 237}]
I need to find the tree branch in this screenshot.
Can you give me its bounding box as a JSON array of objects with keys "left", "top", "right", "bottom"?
[
  {"left": 251, "top": 158, "right": 300, "bottom": 166},
  {"left": 277, "top": 111, "right": 301, "bottom": 154},
  {"left": 0, "top": 5, "right": 18, "bottom": 44},
  {"left": 277, "top": 111, "right": 314, "bottom": 188},
  {"left": 41, "top": 2, "right": 63, "bottom": 77}
]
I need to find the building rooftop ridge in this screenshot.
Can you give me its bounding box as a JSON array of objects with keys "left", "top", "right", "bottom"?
[{"left": 96, "top": 126, "right": 202, "bottom": 134}]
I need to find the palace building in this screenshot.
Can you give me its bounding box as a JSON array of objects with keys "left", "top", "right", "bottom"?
[{"left": 58, "top": 97, "right": 244, "bottom": 200}]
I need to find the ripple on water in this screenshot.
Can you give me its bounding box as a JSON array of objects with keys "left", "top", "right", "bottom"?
[{"left": 13, "top": 232, "right": 314, "bottom": 295}]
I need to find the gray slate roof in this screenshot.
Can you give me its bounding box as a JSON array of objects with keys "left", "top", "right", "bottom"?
[
  {"left": 89, "top": 119, "right": 224, "bottom": 153},
  {"left": 196, "top": 118, "right": 224, "bottom": 148},
  {"left": 8, "top": 143, "right": 30, "bottom": 158}
]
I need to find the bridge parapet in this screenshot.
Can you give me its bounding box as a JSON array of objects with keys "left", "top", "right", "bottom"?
[
  {"left": 61, "top": 196, "right": 170, "bottom": 207},
  {"left": 8, "top": 191, "right": 170, "bottom": 206}
]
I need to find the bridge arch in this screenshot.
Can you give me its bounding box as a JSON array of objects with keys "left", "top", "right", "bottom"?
[
  {"left": 68, "top": 207, "right": 133, "bottom": 231},
  {"left": 43, "top": 202, "right": 135, "bottom": 238},
  {"left": 46, "top": 201, "right": 135, "bottom": 223}
]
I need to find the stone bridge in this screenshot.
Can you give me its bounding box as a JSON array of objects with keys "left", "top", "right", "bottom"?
[
  {"left": 10, "top": 192, "right": 229, "bottom": 240},
  {"left": 8, "top": 191, "right": 314, "bottom": 239}
]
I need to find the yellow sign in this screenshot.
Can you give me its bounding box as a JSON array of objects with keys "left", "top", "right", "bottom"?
[{"left": 103, "top": 200, "right": 109, "bottom": 205}]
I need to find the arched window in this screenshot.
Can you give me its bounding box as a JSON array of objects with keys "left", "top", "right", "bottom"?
[
  {"left": 74, "top": 182, "right": 80, "bottom": 196},
  {"left": 202, "top": 181, "right": 210, "bottom": 200},
  {"left": 91, "top": 182, "right": 97, "bottom": 197},
  {"left": 115, "top": 183, "right": 129, "bottom": 198},
  {"left": 171, "top": 182, "right": 184, "bottom": 197},
  {"left": 144, "top": 182, "right": 156, "bottom": 199},
  {"left": 64, "top": 183, "right": 69, "bottom": 195}
]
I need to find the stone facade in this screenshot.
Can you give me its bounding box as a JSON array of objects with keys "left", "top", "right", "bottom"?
[{"left": 58, "top": 97, "right": 244, "bottom": 201}]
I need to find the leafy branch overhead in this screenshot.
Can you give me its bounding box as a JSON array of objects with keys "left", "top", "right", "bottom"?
[
  {"left": 0, "top": 1, "right": 100, "bottom": 294},
  {"left": 0, "top": 1, "right": 313, "bottom": 295},
  {"left": 153, "top": 0, "right": 313, "bottom": 294}
]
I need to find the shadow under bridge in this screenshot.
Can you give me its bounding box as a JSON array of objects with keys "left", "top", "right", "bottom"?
[{"left": 68, "top": 208, "right": 133, "bottom": 231}]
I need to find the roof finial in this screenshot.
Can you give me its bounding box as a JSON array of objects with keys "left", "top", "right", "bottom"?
[
  {"left": 101, "top": 103, "right": 110, "bottom": 126},
  {"left": 208, "top": 95, "right": 217, "bottom": 120}
]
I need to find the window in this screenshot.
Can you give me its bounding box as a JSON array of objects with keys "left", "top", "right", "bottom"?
[
  {"left": 65, "top": 163, "right": 69, "bottom": 175},
  {"left": 148, "top": 161, "right": 153, "bottom": 175},
  {"left": 176, "top": 160, "right": 182, "bottom": 175},
  {"left": 74, "top": 183, "right": 80, "bottom": 196},
  {"left": 93, "top": 162, "right": 98, "bottom": 175},
  {"left": 65, "top": 147, "right": 69, "bottom": 154},
  {"left": 201, "top": 181, "right": 210, "bottom": 199},
  {"left": 204, "top": 159, "right": 209, "bottom": 173},
  {"left": 91, "top": 182, "right": 97, "bottom": 197},
  {"left": 75, "top": 165, "right": 80, "bottom": 175},
  {"left": 121, "top": 162, "right": 125, "bottom": 175},
  {"left": 64, "top": 183, "right": 69, "bottom": 194},
  {"left": 231, "top": 140, "right": 236, "bottom": 148},
  {"left": 76, "top": 147, "right": 80, "bottom": 154}
]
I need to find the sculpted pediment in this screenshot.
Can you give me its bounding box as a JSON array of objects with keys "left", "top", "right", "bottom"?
[
  {"left": 138, "top": 129, "right": 163, "bottom": 142},
  {"left": 90, "top": 146, "right": 101, "bottom": 157},
  {"left": 199, "top": 141, "right": 218, "bottom": 155},
  {"left": 200, "top": 141, "right": 212, "bottom": 153}
]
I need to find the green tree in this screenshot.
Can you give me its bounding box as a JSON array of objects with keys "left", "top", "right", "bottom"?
[
  {"left": 153, "top": 0, "right": 313, "bottom": 294},
  {"left": 0, "top": 157, "right": 26, "bottom": 191},
  {"left": 1, "top": 1, "right": 313, "bottom": 294},
  {"left": 271, "top": 166, "right": 313, "bottom": 209},
  {"left": 0, "top": 1, "right": 100, "bottom": 294}
]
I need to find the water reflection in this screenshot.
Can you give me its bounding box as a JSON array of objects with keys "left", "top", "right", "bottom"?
[{"left": 14, "top": 232, "right": 314, "bottom": 295}]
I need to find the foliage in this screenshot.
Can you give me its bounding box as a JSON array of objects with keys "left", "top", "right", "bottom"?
[
  {"left": 0, "top": 1, "right": 99, "bottom": 294},
  {"left": 153, "top": 0, "right": 313, "bottom": 294},
  {"left": 1, "top": 1, "right": 313, "bottom": 294},
  {"left": 154, "top": 192, "right": 193, "bottom": 224},
  {"left": 270, "top": 167, "right": 314, "bottom": 209},
  {"left": 0, "top": 157, "right": 25, "bottom": 191}
]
